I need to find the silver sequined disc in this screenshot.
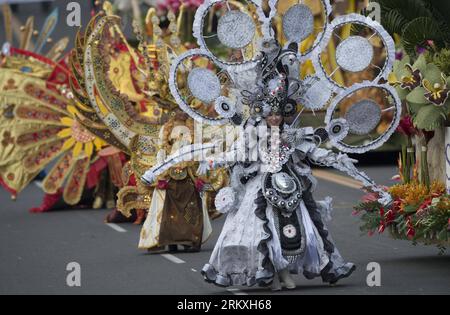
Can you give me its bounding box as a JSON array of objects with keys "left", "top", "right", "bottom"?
[
  {"left": 336, "top": 36, "right": 374, "bottom": 72},
  {"left": 188, "top": 68, "right": 222, "bottom": 103},
  {"left": 303, "top": 78, "right": 332, "bottom": 110},
  {"left": 282, "top": 4, "right": 314, "bottom": 43},
  {"left": 345, "top": 99, "right": 382, "bottom": 135},
  {"left": 217, "top": 11, "right": 256, "bottom": 49}
]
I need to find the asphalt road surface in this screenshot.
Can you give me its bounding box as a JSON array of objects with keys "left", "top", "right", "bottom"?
[{"left": 1, "top": 165, "right": 449, "bottom": 295}]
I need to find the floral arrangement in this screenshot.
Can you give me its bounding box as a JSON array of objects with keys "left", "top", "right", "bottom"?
[
  {"left": 355, "top": 48, "right": 450, "bottom": 251},
  {"left": 389, "top": 53, "right": 450, "bottom": 132},
  {"left": 357, "top": 1, "right": 450, "bottom": 251},
  {"left": 354, "top": 180, "right": 449, "bottom": 252},
  {"left": 371, "top": 0, "right": 450, "bottom": 155},
  {"left": 156, "top": 0, "right": 204, "bottom": 12},
  {"left": 112, "top": 0, "right": 204, "bottom": 15}
]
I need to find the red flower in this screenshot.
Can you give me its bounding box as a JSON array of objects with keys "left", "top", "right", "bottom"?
[
  {"left": 392, "top": 199, "right": 402, "bottom": 213},
  {"left": 406, "top": 216, "right": 416, "bottom": 239},
  {"left": 397, "top": 116, "right": 417, "bottom": 137},
  {"left": 156, "top": 0, "right": 204, "bottom": 12},
  {"left": 407, "top": 228, "right": 416, "bottom": 239},
  {"left": 418, "top": 198, "right": 432, "bottom": 211},
  {"left": 378, "top": 207, "right": 386, "bottom": 234},
  {"left": 385, "top": 209, "right": 396, "bottom": 225},
  {"left": 362, "top": 192, "right": 378, "bottom": 203}
]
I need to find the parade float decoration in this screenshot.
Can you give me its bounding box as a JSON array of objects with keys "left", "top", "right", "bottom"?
[{"left": 355, "top": 0, "right": 450, "bottom": 250}]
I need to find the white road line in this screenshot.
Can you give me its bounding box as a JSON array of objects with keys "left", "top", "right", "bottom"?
[
  {"left": 161, "top": 254, "right": 186, "bottom": 264},
  {"left": 227, "top": 288, "right": 248, "bottom": 296},
  {"left": 313, "top": 169, "right": 363, "bottom": 190},
  {"left": 191, "top": 268, "right": 198, "bottom": 272},
  {"left": 105, "top": 223, "right": 127, "bottom": 233}
]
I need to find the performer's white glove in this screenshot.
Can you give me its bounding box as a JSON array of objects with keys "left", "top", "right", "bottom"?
[
  {"left": 377, "top": 190, "right": 393, "bottom": 207},
  {"left": 156, "top": 149, "right": 166, "bottom": 164},
  {"left": 335, "top": 153, "right": 358, "bottom": 169},
  {"left": 197, "top": 161, "right": 212, "bottom": 175}
]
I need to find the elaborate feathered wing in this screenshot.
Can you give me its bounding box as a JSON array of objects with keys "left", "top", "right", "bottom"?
[
  {"left": 0, "top": 6, "right": 108, "bottom": 204},
  {"left": 71, "top": 2, "right": 240, "bottom": 215},
  {"left": 69, "top": 4, "right": 197, "bottom": 215}
]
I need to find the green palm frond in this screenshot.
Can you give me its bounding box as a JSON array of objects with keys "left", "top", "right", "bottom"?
[
  {"left": 376, "top": 0, "right": 432, "bottom": 21},
  {"left": 402, "top": 17, "right": 444, "bottom": 56},
  {"left": 370, "top": 0, "right": 449, "bottom": 56},
  {"left": 422, "top": 0, "right": 450, "bottom": 40},
  {"left": 382, "top": 9, "right": 408, "bottom": 35}
]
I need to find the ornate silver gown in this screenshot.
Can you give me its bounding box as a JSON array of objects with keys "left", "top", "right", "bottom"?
[{"left": 201, "top": 126, "right": 359, "bottom": 287}]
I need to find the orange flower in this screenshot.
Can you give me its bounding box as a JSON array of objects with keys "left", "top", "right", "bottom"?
[{"left": 388, "top": 181, "right": 446, "bottom": 213}]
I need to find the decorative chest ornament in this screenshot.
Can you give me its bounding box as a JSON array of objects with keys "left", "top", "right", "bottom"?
[
  {"left": 263, "top": 169, "right": 303, "bottom": 215},
  {"left": 282, "top": 224, "right": 298, "bottom": 239}
]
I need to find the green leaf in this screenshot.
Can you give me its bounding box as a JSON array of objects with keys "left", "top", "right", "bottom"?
[
  {"left": 382, "top": 9, "right": 408, "bottom": 35},
  {"left": 402, "top": 17, "right": 443, "bottom": 56},
  {"left": 412, "top": 54, "right": 428, "bottom": 73},
  {"left": 414, "top": 230, "right": 426, "bottom": 239},
  {"left": 394, "top": 56, "right": 411, "bottom": 73},
  {"left": 396, "top": 86, "right": 410, "bottom": 101},
  {"left": 394, "top": 215, "right": 405, "bottom": 224},
  {"left": 406, "top": 86, "right": 428, "bottom": 105},
  {"left": 377, "top": 0, "right": 432, "bottom": 22},
  {"left": 444, "top": 99, "right": 450, "bottom": 115},
  {"left": 403, "top": 205, "right": 418, "bottom": 214},
  {"left": 413, "top": 104, "right": 445, "bottom": 130},
  {"left": 398, "top": 220, "right": 408, "bottom": 233},
  {"left": 422, "top": 0, "right": 450, "bottom": 41},
  {"left": 407, "top": 101, "right": 424, "bottom": 115},
  {"left": 428, "top": 50, "right": 450, "bottom": 76},
  {"left": 424, "top": 64, "right": 442, "bottom": 84},
  {"left": 437, "top": 229, "right": 448, "bottom": 241}
]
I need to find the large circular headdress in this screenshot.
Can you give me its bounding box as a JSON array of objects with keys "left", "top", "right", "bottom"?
[{"left": 168, "top": 0, "right": 402, "bottom": 153}]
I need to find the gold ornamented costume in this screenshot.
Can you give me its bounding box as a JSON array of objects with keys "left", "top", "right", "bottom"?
[
  {"left": 139, "top": 112, "right": 210, "bottom": 251},
  {"left": 70, "top": 4, "right": 173, "bottom": 218},
  {"left": 0, "top": 5, "right": 109, "bottom": 207},
  {"left": 73, "top": 2, "right": 228, "bottom": 244}
]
